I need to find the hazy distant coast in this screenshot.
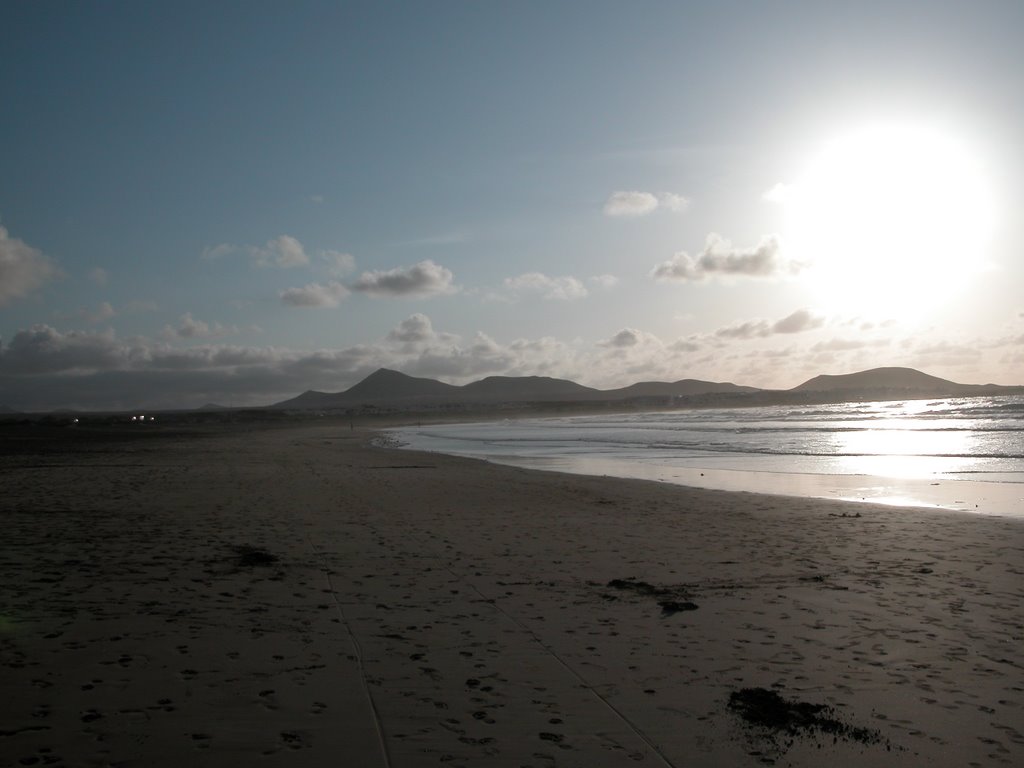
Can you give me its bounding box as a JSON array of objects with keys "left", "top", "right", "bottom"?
[{"left": 3, "top": 366, "right": 1023, "bottom": 429}]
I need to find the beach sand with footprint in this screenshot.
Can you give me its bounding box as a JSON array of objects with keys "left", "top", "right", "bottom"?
[{"left": 2, "top": 420, "right": 1022, "bottom": 766}]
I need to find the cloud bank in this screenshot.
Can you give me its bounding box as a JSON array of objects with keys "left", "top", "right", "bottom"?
[
  {"left": 0, "top": 310, "right": 1010, "bottom": 412},
  {"left": 0, "top": 226, "right": 61, "bottom": 306}
]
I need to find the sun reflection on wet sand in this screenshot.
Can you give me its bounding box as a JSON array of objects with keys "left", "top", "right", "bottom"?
[{"left": 480, "top": 455, "right": 1024, "bottom": 518}]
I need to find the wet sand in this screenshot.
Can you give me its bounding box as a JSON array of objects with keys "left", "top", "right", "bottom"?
[
  {"left": 2, "top": 421, "right": 1022, "bottom": 766},
  {"left": 461, "top": 454, "right": 1024, "bottom": 518}
]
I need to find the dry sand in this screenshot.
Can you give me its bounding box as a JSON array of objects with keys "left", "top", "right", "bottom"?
[{"left": 2, "top": 420, "right": 1022, "bottom": 767}]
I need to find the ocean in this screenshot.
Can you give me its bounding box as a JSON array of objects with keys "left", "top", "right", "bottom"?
[{"left": 390, "top": 396, "right": 1024, "bottom": 516}]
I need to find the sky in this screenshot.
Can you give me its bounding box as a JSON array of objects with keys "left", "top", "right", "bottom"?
[{"left": 2, "top": 0, "right": 1022, "bottom": 411}]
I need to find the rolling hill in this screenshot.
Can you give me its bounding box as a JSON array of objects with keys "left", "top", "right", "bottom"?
[{"left": 270, "top": 368, "right": 757, "bottom": 409}]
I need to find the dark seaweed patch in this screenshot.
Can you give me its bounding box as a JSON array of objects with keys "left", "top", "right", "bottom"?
[
  {"left": 232, "top": 545, "right": 279, "bottom": 567},
  {"left": 728, "top": 687, "right": 883, "bottom": 745}
]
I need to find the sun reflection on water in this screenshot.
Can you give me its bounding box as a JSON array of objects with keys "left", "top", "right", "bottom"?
[{"left": 831, "top": 421, "right": 978, "bottom": 479}]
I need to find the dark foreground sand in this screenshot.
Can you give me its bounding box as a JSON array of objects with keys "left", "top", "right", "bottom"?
[{"left": 2, "top": 421, "right": 1022, "bottom": 767}]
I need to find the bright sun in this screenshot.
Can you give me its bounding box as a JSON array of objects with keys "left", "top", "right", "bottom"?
[{"left": 783, "top": 120, "right": 995, "bottom": 320}]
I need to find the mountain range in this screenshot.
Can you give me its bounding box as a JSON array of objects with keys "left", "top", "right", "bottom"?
[{"left": 270, "top": 366, "right": 1023, "bottom": 411}]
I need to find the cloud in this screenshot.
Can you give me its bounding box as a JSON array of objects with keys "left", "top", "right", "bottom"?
[
  {"left": 603, "top": 190, "right": 689, "bottom": 218},
  {"left": 599, "top": 328, "right": 644, "bottom": 348},
  {"left": 387, "top": 313, "right": 447, "bottom": 345},
  {"left": 201, "top": 243, "right": 237, "bottom": 260},
  {"left": 652, "top": 233, "right": 800, "bottom": 282},
  {"left": 772, "top": 308, "right": 825, "bottom": 334},
  {"left": 81, "top": 302, "right": 116, "bottom": 325},
  {"left": 351, "top": 260, "right": 456, "bottom": 298},
  {"left": 0, "top": 225, "right": 61, "bottom": 306},
  {"left": 762, "top": 182, "right": 794, "bottom": 204},
  {"left": 715, "top": 319, "right": 773, "bottom": 340},
  {"left": 279, "top": 281, "right": 349, "bottom": 308},
  {"left": 1, "top": 325, "right": 132, "bottom": 375},
  {"left": 714, "top": 309, "right": 826, "bottom": 340},
  {"left": 1, "top": 313, "right": 1006, "bottom": 412},
  {"left": 89, "top": 267, "right": 109, "bottom": 286},
  {"left": 810, "top": 337, "right": 889, "bottom": 352},
  {"left": 658, "top": 192, "right": 690, "bottom": 212},
  {"left": 203, "top": 235, "right": 313, "bottom": 268},
  {"left": 589, "top": 274, "right": 619, "bottom": 289},
  {"left": 253, "top": 235, "right": 309, "bottom": 268},
  {"left": 505, "top": 272, "right": 588, "bottom": 300},
  {"left": 0, "top": 317, "right": 578, "bottom": 410},
  {"left": 162, "top": 312, "right": 237, "bottom": 339},
  {"left": 320, "top": 250, "right": 356, "bottom": 276}
]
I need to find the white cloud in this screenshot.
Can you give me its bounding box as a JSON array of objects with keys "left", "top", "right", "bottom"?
[
  {"left": 253, "top": 235, "right": 309, "bottom": 268},
  {"left": 89, "top": 267, "right": 109, "bottom": 286},
  {"left": 603, "top": 190, "right": 690, "bottom": 218},
  {"left": 320, "top": 250, "right": 356, "bottom": 276},
  {"left": 589, "top": 274, "right": 619, "bottom": 289},
  {"left": 604, "top": 191, "right": 659, "bottom": 217},
  {"left": 351, "top": 260, "right": 456, "bottom": 298},
  {"left": 201, "top": 243, "right": 237, "bottom": 260},
  {"left": 0, "top": 225, "right": 61, "bottom": 306},
  {"left": 659, "top": 192, "right": 690, "bottom": 212},
  {"left": 279, "top": 281, "right": 349, "bottom": 308},
  {"left": 162, "top": 312, "right": 238, "bottom": 339},
  {"left": 762, "top": 182, "right": 794, "bottom": 204},
  {"left": 599, "top": 328, "right": 643, "bottom": 348},
  {"left": 652, "top": 233, "right": 801, "bottom": 282},
  {"left": 387, "top": 313, "right": 440, "bottom": 345},
  {"left": 203, "top": 235, "right": 312, "bottom": 268},
  {"left": 505, "top": 272, "right": 588, "bottom": 300}
]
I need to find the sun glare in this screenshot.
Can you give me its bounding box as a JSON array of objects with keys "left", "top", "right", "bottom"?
[{"left": 784, "top": 120, "right": 995, "bottom": 320}]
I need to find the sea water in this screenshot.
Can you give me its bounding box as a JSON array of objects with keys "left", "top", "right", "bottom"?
[{"left": 391, "top": 396, "right": 1024, "bottom": 516}]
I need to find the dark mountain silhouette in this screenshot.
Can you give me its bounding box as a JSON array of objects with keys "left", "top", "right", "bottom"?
[
  {"left": 342, "top": 368, "right": 461, "bottom": 400},
  {"left": 461, "top": 376, "right": 600, "bottom": 401},
  {"left": 271, "top": 367, "right": 759, "bottom": 409},
  {"left": 603, "top": 379, "right": 759, "bottom": 399},
  {"left": 278, "top": 369, "right": 460, "bottom": 409},
  {"left": 270, "top": 365, "right": 1023, "bottom": 411},
  {"left": 791, "top": 367, "right": 1018, "bottom": 397}
]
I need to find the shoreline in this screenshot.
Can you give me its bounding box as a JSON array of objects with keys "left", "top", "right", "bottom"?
[
  {"left": 434, "top": 452, "right": 1024, "bottom": 518},
  {"left": 388, "top": 411, "right": 1024, "bottom": 518},
  {"left": 3, "top": 420, "right": 1022, "bottom": 766}
]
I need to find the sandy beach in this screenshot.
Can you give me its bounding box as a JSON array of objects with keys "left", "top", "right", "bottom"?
[{"left": 2, "top": 419, "right": 1022, "bottom": 767}]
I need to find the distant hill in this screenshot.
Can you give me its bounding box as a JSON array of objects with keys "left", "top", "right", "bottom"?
[
  {"left": 604, "top": 379, "right": 759, "bottom": 399},
  {"left": 461, "top": 375, "right": 600, "bottom": 401},
  {"left": 269, "top": 365, "right": 1023, "bottom": 412},
  {"left": 0, "top": 405, "right": 20, "bottom": 414},
  {"left": 270, "top": 368, "right": 756, "bottom": 409},
  {"left": 273, "top": 368, "right": 460, "bottom": 409},
  {"left": 343, "top": 368, "right": 461, "bottom": 401},
  {"left": 791, "top": 367, "right": 1022, "bottom": 397}
]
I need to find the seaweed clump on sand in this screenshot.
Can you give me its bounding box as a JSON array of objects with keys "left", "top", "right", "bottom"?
[
  {"left": 605, "top": 578, "right": 699, "bottom": 616},
  {"left": 728, "top": 687, "right": 884, "bottom": 746},
  {"left": 232, "top": 545, "right": 279, "bottom": 568}
]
